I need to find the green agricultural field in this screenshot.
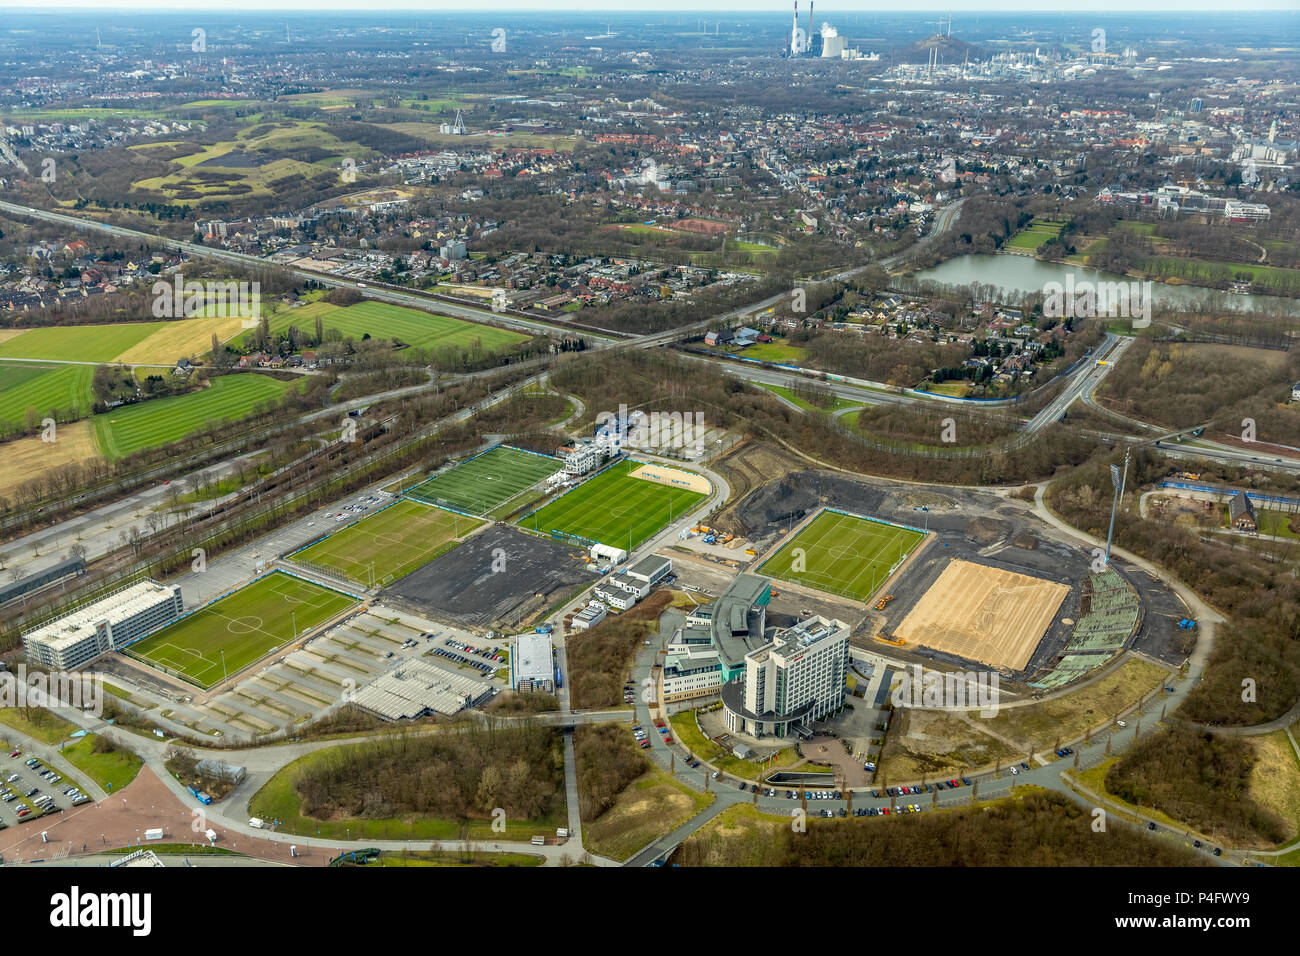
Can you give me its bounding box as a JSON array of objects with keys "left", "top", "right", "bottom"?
[
  {"left": 758, "top": 509, "right": 926, "bottom": 603},
  {"left": 291, "top": 498, "right": 484, "bottom": 586},
  {"left": 739, "top": 341, "right": 808, "bottom": 364},
  {"left": 520, "top": 458, "right": 707, "bottom": 550},
  {"left": 257, "top": 300, "right": 527, "bottom": 352},
  {"left": 0, "top": 363, "right": 93, "bottom": 427},
  {"left": 128, "top": 572, "right": 357, "bottom": 688},
  {"left": 406, "top": 445, "right": 559, "bottom": 516},
  {"left": 0, "top": 323, "right": 161, "bottom": 363},
  {"left": 94, "top": 373, "right": 295, "bottom": 459}
]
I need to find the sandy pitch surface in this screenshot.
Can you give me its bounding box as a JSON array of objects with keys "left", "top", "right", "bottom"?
[{"left": 894, "top": 559, "right": 1069, "bottom": 672}]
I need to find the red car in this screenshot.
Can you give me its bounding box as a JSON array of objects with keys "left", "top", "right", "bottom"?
[
  {"left": 881, "top": 808, "right": 890, "bottom": 815},
  {"left": 663, "top": 736, "right": 673, "bottom": 745},
  {"left": 949, "top": 779, "right": 960, "bottom": 787},
  {"left": 7, "top": 750, "right": 19, "bottom": 758}
]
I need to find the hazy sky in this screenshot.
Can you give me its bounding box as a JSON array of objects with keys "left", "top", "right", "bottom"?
[{"left": 7, "top": 1, "right": 1296, "bottom": 11}]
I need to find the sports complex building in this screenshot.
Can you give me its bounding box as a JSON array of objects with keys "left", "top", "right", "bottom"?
[{"left": 22, "top": 581, "right": 184, "bottom": 670}]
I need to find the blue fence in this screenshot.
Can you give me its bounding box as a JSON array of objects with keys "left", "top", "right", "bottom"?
[
  {"left": 1159, "top": 480, "right": 1300, "bottom": 509},
  {"left": 823, "top": 506, "right": 930, "bottom": 537}
]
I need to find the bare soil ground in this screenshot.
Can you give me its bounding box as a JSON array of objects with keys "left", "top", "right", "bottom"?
[{"left": 893, "top": 559, "right": 1069, "bottom": 672}]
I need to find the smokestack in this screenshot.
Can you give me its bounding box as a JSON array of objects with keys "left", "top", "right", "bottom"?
[
  {"left": 792, "top": 1, "right": 799, "bottom": 56},
  {"left": 808, "top": 2, "right": 813, "bottom": 55}
]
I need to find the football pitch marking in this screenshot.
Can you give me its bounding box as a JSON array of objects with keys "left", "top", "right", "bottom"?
[
  {"left": 405, "top": 445, "right": 557, "bottom": 515},
  {"left": 127, "top": 572, "right": 358, "bottom": 688},
  {"left": 759, "top": 509, "right": 925, "bottom": 602},
  {"left": 289, "top": 498, "right": 483, "bottom": 584},
  {"left": 521, "top": 458, "right": 707, "bottom": 550}
]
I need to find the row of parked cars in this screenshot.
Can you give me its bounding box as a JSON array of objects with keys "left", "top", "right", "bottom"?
[
  {"left": 445, "top": 637, "right": 503, "bottom": 662},
  {"left": 430, "top": 645, "right": 496, "bottom": 677},
  {"left": 0, "top": 751, "right": 86, "bottom": 824}
]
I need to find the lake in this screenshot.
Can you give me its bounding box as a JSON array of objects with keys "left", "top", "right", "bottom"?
[{"left": 912, "top": 254, "right": 1300, "bottom": 316}]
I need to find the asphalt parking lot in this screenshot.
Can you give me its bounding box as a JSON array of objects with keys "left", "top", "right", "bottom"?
[{"left": 0, "top": 747, "right": 84, "bottom": 830}]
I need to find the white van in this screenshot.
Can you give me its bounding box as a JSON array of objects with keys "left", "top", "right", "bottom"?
[{"left": 531, "top": 835, "right": 546, "bottom": 846}]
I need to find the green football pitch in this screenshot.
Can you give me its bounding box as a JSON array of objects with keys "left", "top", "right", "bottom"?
[
  {"left": 519, "top": 459, "right": 707, "bottom": 551},
  {"left": 290, "top": 498, "right": 483, "bottom": 586},
  {"left": 406, "top": 446, "right": 559, "bottom": 516},
  {"left": 758, "top": 509, "right": 926, "bottom": 602},
  {"left": 127, "top": 572, "right": 357, "bottom": 688}
]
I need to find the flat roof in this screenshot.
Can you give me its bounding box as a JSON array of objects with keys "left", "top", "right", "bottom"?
[
  {"left": 628, "top": 553, "right": 671, "bottom": 578},
  {"left": 514, "top": 632, "right": 554, "bottom": 684},
  {"left": 712, "top": 574, "right": 771, "bottom": 670},
  {"left": 23, "top": 581, "right": 176, "bottom": 651}
]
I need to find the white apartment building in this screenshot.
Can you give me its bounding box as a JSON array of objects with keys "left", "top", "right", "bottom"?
[
  {"left": 562, "top": 440, "right": 604, "bottom": 476},
  {"left": 722, "top": 615, "right": 850, "bottom": 739},
  {"left": 22, "top": 581, "right": 183, "bottom": 670}
]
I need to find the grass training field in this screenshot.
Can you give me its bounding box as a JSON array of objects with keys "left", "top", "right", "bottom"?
[
  {"left": 94, "top": 373, "right": 295, "bottom": 459},
  {"left": 0, "top": 363, "right": 93, "bottom": 427},
  {"left": 290, "top": 498, "right": 484, "bottom": 586},
  {"left": 758, "top": 509, "right": 926, "bottom": 602},
  {"left": 406, "top": 445, "right": 558, "bottom": 515},
  {"left": 1005, "top": 218, "right": 1067, "bottom": 253},
  {"left": 520, "top": 458, "right": 707, "bottom": 550},
  {"left": 129, "top": 572, "right": 357, "bottom": 688},
  {"left": 258, "top": 300, "right": 527, "bottom": 352}
]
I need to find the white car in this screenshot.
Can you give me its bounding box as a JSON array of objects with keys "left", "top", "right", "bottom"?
[{"left": 1009, "top": 766, "right": 1019, "bottom": 775}]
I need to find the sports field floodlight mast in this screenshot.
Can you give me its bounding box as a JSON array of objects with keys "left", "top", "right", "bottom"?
[{"left": 1104, "top": 448, "right": 1131, "bottom": 567}]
